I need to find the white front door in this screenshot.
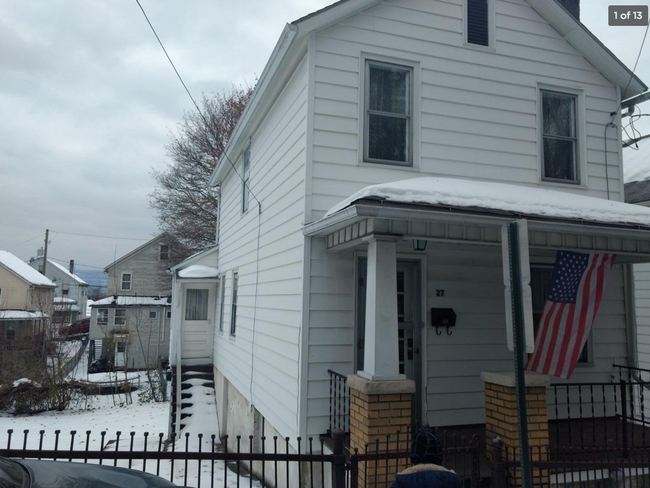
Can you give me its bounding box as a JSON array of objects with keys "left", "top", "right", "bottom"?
[
  {"left": 181, "top": 285, "right": 214, "bottom": 359},
  {"left": 114, "top": 340, "right": 127, "bottom": 368}
]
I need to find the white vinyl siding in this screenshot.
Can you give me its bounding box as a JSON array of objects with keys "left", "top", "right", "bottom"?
[
  {"left": 308, "top": 0, "right": 622, "bottom": 223},
  {"left": 242, "top": 144, "right": 251, "bottom": 213},
  {"left": 212, "top": 56, "right": 308, "bottom": 440}
]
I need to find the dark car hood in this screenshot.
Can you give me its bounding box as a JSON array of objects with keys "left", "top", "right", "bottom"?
[{"left": 18, "top": 459, "right": 177, "bottom": 488}]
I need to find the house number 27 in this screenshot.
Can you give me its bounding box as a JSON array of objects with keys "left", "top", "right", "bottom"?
[{"left": 436, "top": 289, "right": 445, "bottom": 297}]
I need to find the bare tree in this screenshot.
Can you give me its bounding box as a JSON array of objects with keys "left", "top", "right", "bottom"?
[{"left": 150, "top": 86, "right": 254, "bottom": 252}]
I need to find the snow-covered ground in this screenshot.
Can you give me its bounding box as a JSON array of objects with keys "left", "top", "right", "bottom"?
[{"left": 1, "top": 350, "right": 259, "bottom": 488}]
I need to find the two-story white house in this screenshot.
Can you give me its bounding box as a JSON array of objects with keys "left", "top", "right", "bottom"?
[
  {"left": 170, "top": 0, "right": 650, "bottom": 457},
  {"left": 29, "top": 256, "right": 89, "bottom": 325}
]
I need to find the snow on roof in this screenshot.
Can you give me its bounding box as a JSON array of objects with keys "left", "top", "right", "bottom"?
[
  {"left": 324, "top": 176, "right": 650, "bottom": 228},
  {"left": 91, "top": 296, "right": 171, "bottom": 307},
  {"left": 178, "top": 265, "right": 219, "bottom": 279},
  {"left": 0, "top": 310, "right": 48, "bottom": 320},
  {"left": 0, "top": 251, "right": 55, "bottom": 287},
  {"left": 624, "top": 139, "right": 650, "bottom": 184},
  {"left": 47, "top": 260, "right": 88, "bottom": 285},
  {"left": 54, "top": 304, "right": 80, "bottom": 312},
  {"left": 53, "top": 297, "right": 77, "bottom": 304}
]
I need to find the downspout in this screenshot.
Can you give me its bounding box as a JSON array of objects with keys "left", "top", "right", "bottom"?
[{"left": 175, "top": 274, "right": 183, "bottom": 437}]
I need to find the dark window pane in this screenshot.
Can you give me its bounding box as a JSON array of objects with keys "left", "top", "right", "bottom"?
[
  {"left": 397, "top": 271, "right": 405, "bottom": 292},
  {"left": 544, "top": 138, "right": 576, "bottom": 181},
  {"left": 368, "top": 114, "right": 407, "bottom": 162},
  {"left": 185, "top": 289, "right": 209, "bottom": 321},
  {"left": 468, "top": 0, "right": 489, "bottom": 46},
  {"left": 369, "top": 65, "right": 408, "bottom": 114},
  {"left": 397, "top": 294, "right": 405, "bottom": 321},
  {"left": 543, "top": 92, "right": 575, "bottom": 137}
]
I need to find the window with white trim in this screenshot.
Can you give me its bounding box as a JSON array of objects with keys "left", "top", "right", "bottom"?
[
  {"left": 166, "top": 310, "right": 171, "bottom": 319},
  {"left": 242, "top": 144, "right": 251, "bottom": 213},
  {"left": 114, "top": 308, "right": 126, "bottom": 326},
  {"left": 230, "top": 272, "right": 239, "bottom": 336},
  {"left": 98, "top": 308, "right": 109, "bottom": 325},
  {"left": 120, "top": 273, "right": 132, "bottom": 291},
  {"left": 541, "top": 90, "right": 579, "bottom": 184},
  {"left": 365, "top": 61, "right": 412, "bottom": 165},
  {"left": 149, "top": 310, "right": 158, "bottom": 319}
]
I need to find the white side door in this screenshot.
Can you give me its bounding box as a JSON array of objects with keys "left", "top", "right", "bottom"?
[{"left": 181, "top": 285, "right": 214, "bottom": 360}]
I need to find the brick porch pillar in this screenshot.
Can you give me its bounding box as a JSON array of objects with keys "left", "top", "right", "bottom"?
[
  {"left": 481, "top": 371, "right": 550, "bottom": 487},
  {"left": 348, "top": 374, "right": 415, "bottom": 488}
]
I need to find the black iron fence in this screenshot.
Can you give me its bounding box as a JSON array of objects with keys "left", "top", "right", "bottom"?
[
  {"left": 549, "top": 378, "right": 650, "bottom": 453},
  {"left": 0, "top": 428, "right": 480, "bottom": 488},
  {"left": 491, "top": 438, "right": 650, "bottom": 487},
  {"left": 328, "top": 370, "right": 349, "bottom": 435}
]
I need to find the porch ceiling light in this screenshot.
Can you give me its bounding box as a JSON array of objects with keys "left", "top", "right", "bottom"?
[{"left": 412, "top": 239, "right": 427, "bottom": 251}]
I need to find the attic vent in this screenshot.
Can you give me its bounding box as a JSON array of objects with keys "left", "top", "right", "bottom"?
[{"left": 467, "top": 0, "right": 489, "bottom": 46}]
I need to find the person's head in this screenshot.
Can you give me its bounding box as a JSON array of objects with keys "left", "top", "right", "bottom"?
[{"left": 410, "top": 428, "right": 443, "bottom": 466}]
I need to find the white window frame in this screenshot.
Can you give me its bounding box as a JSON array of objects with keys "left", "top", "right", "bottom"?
[
  {"left": 242, "top": 143, "right": 251, "bottom": 213},
  {"left": 362, "top": 59, "right": 414, "bottom": 167},
  {"left": 149, "top": 310, "right": 158, "bottom": 319},
  {"left": 114, "top": 308, "right": 126, "bottom": 326},
  {"left": 538, "top": 84, "right": 587, "bottom": 188},
  {"left": 166, "top": 310, "right": 172, "bottom": 319},
  {"left": 230, "top": 271, "right": 239, "bottom": 336},
  {"left": 463, "top": 0, "right": 496, "bottom": 51},
  {"left": 97, "top": 308, "right": 109, "bottom": 325},
  {"left": 159, "top": 244, "right": 170, "bottom": 261},
  {"left": 219, "top": 275, "right": 226, "bottom": 332},
  {"left": 120, "top": 272, "right": 132, "bottom": 292}
]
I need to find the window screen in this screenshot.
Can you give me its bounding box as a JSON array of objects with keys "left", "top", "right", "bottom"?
[
  {"left": 366, "top": 61, "right": 411, "bottom": 164},
  {"left": 467, "top": 0, "right": 489, "bottom": 46},
  {"left": 542, "top": 91, "right": 578, "bottom": 183}
]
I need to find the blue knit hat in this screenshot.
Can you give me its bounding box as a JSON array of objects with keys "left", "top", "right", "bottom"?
[{"left": 410, "top": 428, "right": 443, "bottom": 465}]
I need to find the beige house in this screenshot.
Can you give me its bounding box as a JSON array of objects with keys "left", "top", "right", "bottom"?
[{"left": 0, "top": 250, "right": 56, "bottom": 379}]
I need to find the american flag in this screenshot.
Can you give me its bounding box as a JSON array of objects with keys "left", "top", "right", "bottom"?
[{"left": 526, "top": 251, "right": 616, "bottom": 379}]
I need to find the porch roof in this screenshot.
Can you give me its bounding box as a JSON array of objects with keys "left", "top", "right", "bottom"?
[{"left": 304, "top": 177, "right": 650, "bottom": 238}]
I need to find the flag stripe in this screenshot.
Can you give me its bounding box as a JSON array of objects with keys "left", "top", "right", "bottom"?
[{"left": 526, "top": 251, "right": 616, "bottom": 379}]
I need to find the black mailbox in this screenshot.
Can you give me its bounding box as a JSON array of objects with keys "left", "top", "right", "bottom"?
[{"left": 431, "top": 308, "right": 457, "bottom": 335}]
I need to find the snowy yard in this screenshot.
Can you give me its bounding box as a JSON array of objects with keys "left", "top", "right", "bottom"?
[{"left": 1, "top": 349, "right": 260, "bottom": 488}]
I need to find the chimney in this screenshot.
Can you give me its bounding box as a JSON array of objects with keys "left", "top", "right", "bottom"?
[
  {"left": 69, "top": 260, "right": 75, "bottom": 274},
  {"left": 557, "top": 0, "right": 580, "bottom": 21}
]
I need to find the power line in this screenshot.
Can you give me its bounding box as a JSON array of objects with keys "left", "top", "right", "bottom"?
[
  {"left": 47, "top": 257, "right": 106, "bottom": 271},
  {"left": 622, "top": 21, "right": 650, "bottom": 103},
  {"left": 51, "top": 230, "right": 149, "bottom": 241},
  {"left": 19, "top": 233, "right": 45, "bottom": 245},
  {"left": 133, "top": 0, "right": 261, "bottom": 211}
]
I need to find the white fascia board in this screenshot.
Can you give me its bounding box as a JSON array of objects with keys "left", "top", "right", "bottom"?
[
  {"left": 527, "top": 0, "right": 647, "bottom": 99},
  {"left": 170, "top": 245, "right": 219, "bottom": 271},
  {"left": 209, "top": 24, "right": 299, "bottom": 186}
]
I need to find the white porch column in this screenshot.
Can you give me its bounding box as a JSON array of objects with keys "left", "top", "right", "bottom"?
[{"left": 359, "top": 236, "right": 404, "bottom": 381}]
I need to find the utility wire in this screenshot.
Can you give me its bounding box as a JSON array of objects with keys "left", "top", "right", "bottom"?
[
  {"left": 19, "top": 233, "right": 45, "bottom": 245},
  {"left": 622, "top": 21, "right": 650, "bottom": 105},
  {"left": 133, "top": 0, "right": 261, "bottom": 211},
  {"left": 47, "top": 256, "right": 106, "bottom": 271},
  {"left": 51, "top": 230, "right": 149, "bottom": 241}
]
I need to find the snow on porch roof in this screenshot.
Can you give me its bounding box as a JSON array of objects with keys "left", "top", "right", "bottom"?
[
  {"left": 177, "top": 265, "right": 220, "bottom": 279},
  {"left": 323, "top": 177, "right": 650, "bottom": 229}
]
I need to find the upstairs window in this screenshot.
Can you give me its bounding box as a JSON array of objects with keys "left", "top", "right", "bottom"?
[
  {"left": 120, "top": 273, "right": 132, "bottom": 291},
  {"left": 242, "top": 144, "right": 251, "bottom": 213},
  {"left": 149, "top": 310, "right": 158, "bottom": 319},
  {"left": 541, "top": 90, "right": 578, "bottom": 184},
  {"left": 98, "top": 308, "right": 108, "bottom": 325},
  {"left": 160, "top": 245, "right": 170, "bottom": 260},
  {"left": 467, "top": 0, "right": 489, "bottom": 46},
  {"left": 114, "top": 308, "right": 126, "bottom": 326},
  {"left": 365, "top": 61, "right": 412, "bottom": 165},
  {"left": 62, "top": 289, "right": 69, "bottom": 296},
  {"left": 230, "top": 272, "right": 239, "bottom": 336}
]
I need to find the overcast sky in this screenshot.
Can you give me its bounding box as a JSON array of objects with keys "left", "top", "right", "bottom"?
[{"left": 0, "top": 0, "right": 648, "bottom": 271}]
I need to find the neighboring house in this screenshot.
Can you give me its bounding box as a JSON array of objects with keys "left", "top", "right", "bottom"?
[
  {"left": 0, "top": 250, "right": 55, "bottom": 379},
  {"left": 624, "top": 139, "right": 650, "bottom": 371},
  {"left": 29, "top": 256, "right": 89, "bottom": 325},
  {"left": 89, "top": 296, "right": 171, "bottom": 370},
  {"left": 169, "top": 0, "right": 650, "bottom": 460},
  {"left": 89, "top": 233, "right": 186, "bottom": 370}
]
